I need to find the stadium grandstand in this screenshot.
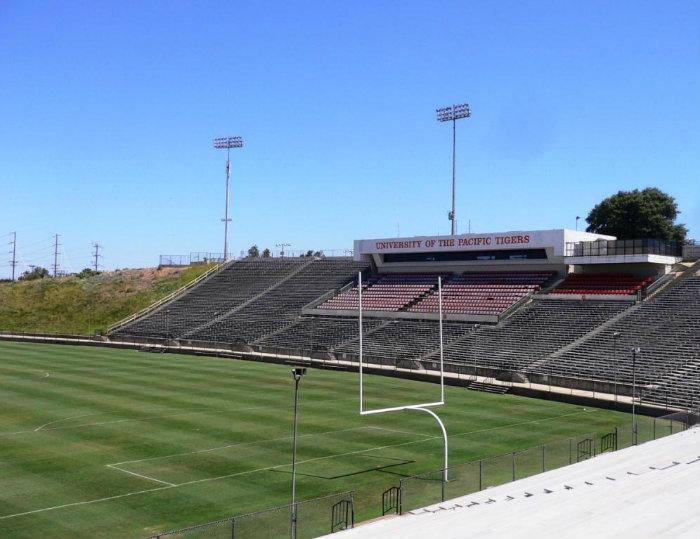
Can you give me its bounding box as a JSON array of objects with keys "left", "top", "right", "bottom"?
[{"left": 107, "top": 228, "right": 699, "bottom": 411}]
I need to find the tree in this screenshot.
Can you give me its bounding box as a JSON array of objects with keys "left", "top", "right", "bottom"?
[
  {"left": 19, "top": 266, "right": 50, "bottom": 281},
  {"left": 313, "top": 250, "right": 323, "bottom": 257},
  {"left": 77, "top": 268, "right": 100, "bottom": 279},
  {"left": 261, "top": 248, "right": 271, "bottom": 258},
  {"left": 247, "top": 245, "right": 260, "bottom": 258},
  {"left": 586, "top": 188, "right": 687, "bottom": 242},
  {"left": 304, "top": 250, "right": 314, "bottom": 257}
]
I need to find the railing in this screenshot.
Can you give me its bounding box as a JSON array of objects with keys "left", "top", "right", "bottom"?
[
  {"left": 159, "top": 253, "right": 226, "bottom": 266},
  {"left": 151, "top": 491, "right": 354, "bottom": 539},
  {"left": 565, "top": 238, "right": 682, "bottom": 257},
  {"left": 106, "top": 261, "right": 225, "bottom": 334}
]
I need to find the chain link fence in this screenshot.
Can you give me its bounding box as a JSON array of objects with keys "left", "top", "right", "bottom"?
[{"left": 151, "top": 491, "right": 353, "bottom": 539}]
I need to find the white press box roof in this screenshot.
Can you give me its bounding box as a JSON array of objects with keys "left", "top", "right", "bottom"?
[{"left": 353, "top": 229, "right": 614, "bottom": 261}]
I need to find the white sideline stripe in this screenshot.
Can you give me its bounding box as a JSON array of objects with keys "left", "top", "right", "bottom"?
[
  {"left": 0, "top": 409, "right": 595, "bottom": 521},
  {"left": 105, "top": 464, "right": 176, "bottom": 487}
]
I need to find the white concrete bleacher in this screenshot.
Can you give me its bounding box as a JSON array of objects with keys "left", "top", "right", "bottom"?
[{"left": 325, "top": 427, "right": 700, "bottom": 538}]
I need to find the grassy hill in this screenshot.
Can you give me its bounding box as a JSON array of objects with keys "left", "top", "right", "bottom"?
[{"left": 0, "top": 264, "right": 216, "bottom": 335}]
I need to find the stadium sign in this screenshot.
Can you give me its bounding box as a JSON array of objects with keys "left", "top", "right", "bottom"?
[{"left": 355, "top": 229, "right": 611, "bottom": 258}]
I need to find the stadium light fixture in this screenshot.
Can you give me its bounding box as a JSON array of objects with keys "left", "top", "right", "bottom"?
[
  {"left": 213, "top": 136, "right": 244, "bottom": 261},
  {"left": 436, "top": 102, "right": 471, "bottom": 235},
  {"left": 290, "top": 367, "right": 307, "bottom": 539}
]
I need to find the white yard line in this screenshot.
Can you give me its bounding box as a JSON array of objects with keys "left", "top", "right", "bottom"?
[
  {"left": 0, "top": 408, "right": 596, "bottom": 521},
  {"left": 105, "top": 464, "right": 176, "bottom": 487},
  {"left": 109, "top": 425, "right": 374, "bottom": 466},
  {"left": 368, "top": 426, "right": 433, "bottom": 438},
  {"left": 34, "top": 413, "right": 101, "bottom": 432},
  {"left": 0, "top": 402, "right": 285, "bottom": 437}
]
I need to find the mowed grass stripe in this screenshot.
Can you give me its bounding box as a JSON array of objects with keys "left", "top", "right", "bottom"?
[{"left": 0, "top": 341, "right": 641, "bottom": 538}]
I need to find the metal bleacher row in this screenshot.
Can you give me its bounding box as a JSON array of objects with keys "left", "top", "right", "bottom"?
[
  {"left": 552, "top": 274, "right": 653, "bottom": 295},
  {"left": 537, "top": 276, "right": 700, "bottom": 408},
  {"left": 111, "top": 260, "right": 699, "bottom": 409},
  {"left": 317, "top": 271, "right": 553, "bottom": 316}
]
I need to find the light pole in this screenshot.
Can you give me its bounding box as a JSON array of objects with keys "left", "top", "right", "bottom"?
[
  {"left": 213, "top": 136, "right": 244, "bottom": 261},
  {"left": 613, "top": 332, "right": 621, "bottom": 402},
  {"left": 436, "top": 103, "right": 471, "bottom": 236},
  {"left": 631, "top": 347, "right": 640, "bottom": 444},
  {"left": 290, "top": 367, "right": 307, "bottom": 539},
  {"left": 575, "top": 216, "right": 581, "bottom": 231}
]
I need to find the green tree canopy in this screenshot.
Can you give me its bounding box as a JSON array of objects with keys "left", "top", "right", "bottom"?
[
  {"left": 586, "top": 188, "right": 687, "bottom": 242},
  {"left": 247, "top": 245, "right": 260, "bottom": 258},
  {"left": 261, "top": 248, "right": 271, "bottom": 258},
  {"left": 19, "top": 267, "right": 50, "bottom": 281}
]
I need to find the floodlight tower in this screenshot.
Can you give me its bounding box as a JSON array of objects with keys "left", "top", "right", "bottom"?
[
  {"left": 436, "top": 103, "right": 471, "bottom": 235},
  {"left": 213, "top": 136, "right": 244, "bottom": 261}
]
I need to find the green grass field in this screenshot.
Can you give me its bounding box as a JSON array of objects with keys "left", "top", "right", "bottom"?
[{"left": 0, "top": 340, "right": 646, "bottom": 538}]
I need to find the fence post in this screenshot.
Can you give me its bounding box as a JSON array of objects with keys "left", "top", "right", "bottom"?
[
  {"left": 441, "top": 468, "right": 446, "bottom": 502},
  {"left": 653, "top": 418, "right": 656, "bottom": 440},
  {"left": 541, "top": 444, "right": 545, "bottom": 472},
  {"left": 569, "top": 438, "right": 572, "bottom": 464},
  {"left": 511, "top": 452, "right": 516, "bottom": 481},
  {"left": 231, "top": 517, "right": 235, "bottom": 539},
  {"left": 479, "top": 460, "right": 483, "bottom": 491}
]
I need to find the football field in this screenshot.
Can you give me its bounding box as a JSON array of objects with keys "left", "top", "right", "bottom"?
[{"left": 0, "top": 340, "right": 644, "bottom": 538}]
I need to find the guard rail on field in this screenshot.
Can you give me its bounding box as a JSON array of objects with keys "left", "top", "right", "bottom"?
[{"left": 151, "top": 491, "right": 354, "bottom": 539}]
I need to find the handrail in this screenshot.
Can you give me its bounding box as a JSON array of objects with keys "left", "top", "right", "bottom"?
[
  {"left": 106, "top": 261, "right": 226, "bottom": 334},
  {"left": 497, "top": 294, "right": 531, "bottom": 322}
]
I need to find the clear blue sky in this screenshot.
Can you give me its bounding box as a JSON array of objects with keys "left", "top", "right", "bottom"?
[{"left": 1, "top": 1, "right": 698, "bottom": 277}]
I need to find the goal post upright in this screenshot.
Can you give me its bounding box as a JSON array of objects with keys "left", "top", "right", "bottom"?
[{"left": 357, "top": 271, "right": 449, "bottom": 481}]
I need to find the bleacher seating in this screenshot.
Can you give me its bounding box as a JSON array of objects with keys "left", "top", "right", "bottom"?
[
  {"left": 186, "top": 258, "right": 368, "bottom": 343},
  {"left": 552, "top": 274, "right": 653, "bottom": 295},
  {"left": 112, "top": 258, "right": 309, "bottom": 338},
  {"left": 408, "top": 271, "right": 552, "bottom": 315},
  {"left": 318, "top": 273, "right": 444, "bottom": 312},
  {"left": 426, "top": 299, "right": 631, "bottom": 371},
  {"left": 110, "top": 257, "right": 699, "bottom": 410},
  {"left": 536, "top": 277, "right": 700, "bottom": 408},
  {"left": 334, "top": 319, "right": 472, "bottom": 360},
  {"left": 318, "top": 271, "right": 552, "bottom": 316},
  {"left": 256, "top": 316, "right": 383, "bottom": 352},
  {"left": 114, "top": 258, "right": 367, "bottom": 340}
]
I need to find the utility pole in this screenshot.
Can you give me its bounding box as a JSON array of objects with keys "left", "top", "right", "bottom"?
[
  {"left": 92, "top": 243, "right": 102, "bottom": 271},
  {"left": 277, "top": 243, "right": 291, "bottom": 257},
  {"left": 9, "top": 232, "right": 17, "bottom": 280},
  {"left": 437, "top": 103, "right": 471, "bottom": 236},
  {"left": 213, "top": 136, "right": 244, "bottom": 261},
  {"left": 52, "top": 234, "right": 60, "bottom": 277}
]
